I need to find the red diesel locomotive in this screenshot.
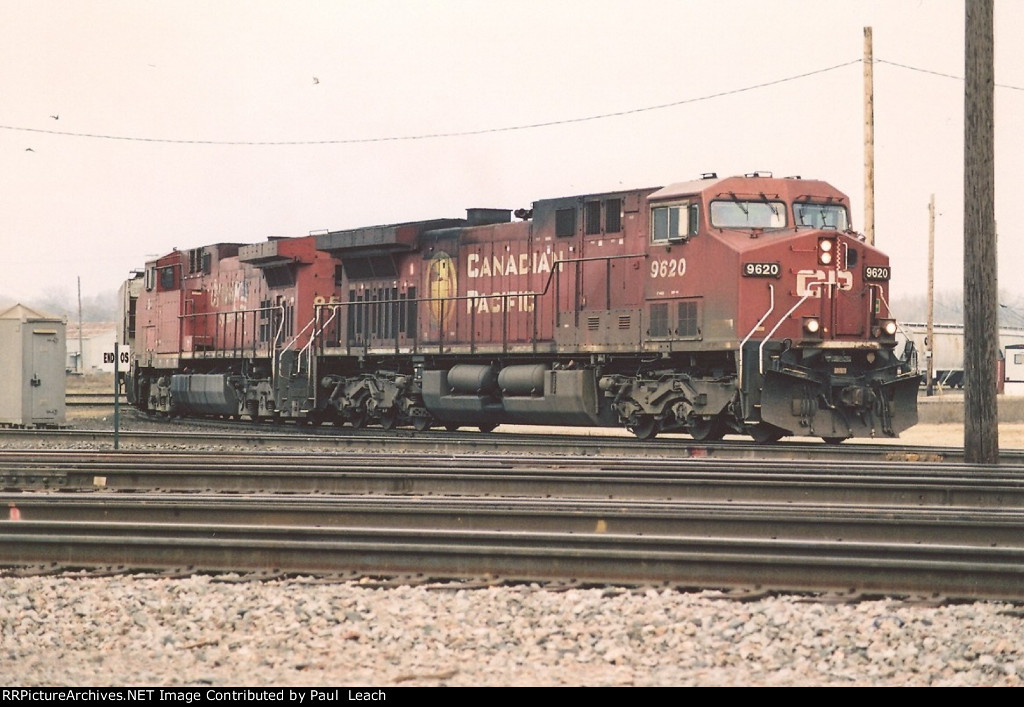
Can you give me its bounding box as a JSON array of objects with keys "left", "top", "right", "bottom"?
[{"left": 120, "top": 172, "right": 921, "bottom": 442}]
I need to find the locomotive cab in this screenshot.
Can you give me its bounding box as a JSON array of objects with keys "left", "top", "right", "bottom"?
[
  {"left": 717, "top": 177, "right": 920, "bottom": 441},
  {"left": 631, "top": 172, "right": 920, "bottom": 442}
]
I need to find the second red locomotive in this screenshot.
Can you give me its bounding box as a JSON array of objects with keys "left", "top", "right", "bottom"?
[{"left": 120, "top": 172, "right": 921, "bottom": 442}]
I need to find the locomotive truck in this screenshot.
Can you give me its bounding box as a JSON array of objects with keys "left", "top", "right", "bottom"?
[{"left": 120, "top": 172, "right": 921, "bottom": 442}]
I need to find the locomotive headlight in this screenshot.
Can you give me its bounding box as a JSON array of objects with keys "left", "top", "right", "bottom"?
[
  {"left": 803, "top": 317, "right": 821, "bottom": 335},
  {"left": 874, "top": 318, "right": 898, "bottom": 340},
  {"left": 819, "top": 251, "right": 833, "bottom": 265}
]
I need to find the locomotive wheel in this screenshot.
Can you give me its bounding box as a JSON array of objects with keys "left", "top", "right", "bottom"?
[
  {"left": 478, "top": 424, "right": 497, "bottom": 433},
  {"left": 748, "top": 424, "right": 784, "bottom": 444},
  {"left": 412, "top": 416, "right": 432, "bottom": 432},
  {"left": 349, "top": 409, "right": 368, "bottom": 429},
  {"left": 628, "top": 416, "right": 659, "bottom": 441},
  {"left": 821, "top": 436, "right": 846, "bottom": 445},
  {"left": 688, "top": 417, "right": 726, "bottom": 442},
  {"left": 380, "top": 409, "right": 398, "bottom": 431}
]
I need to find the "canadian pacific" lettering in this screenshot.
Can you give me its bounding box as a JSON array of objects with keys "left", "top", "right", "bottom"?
[
  {"left": 466, "top": 250, "right": 565, "bottom": 279},
  {"left": 464, "top": 249, "right": 565, "bottom": 314}
]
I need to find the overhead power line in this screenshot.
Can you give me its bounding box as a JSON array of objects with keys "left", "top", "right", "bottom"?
[
  {"left": 876, "top": 58, "right": 1024, "bottom": 90},
  {"left": 1, "top": 57, "right": 1020, "bottom": 147}
]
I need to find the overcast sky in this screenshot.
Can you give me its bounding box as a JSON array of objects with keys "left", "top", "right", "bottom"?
[{"left": 2, "top": 0, "right": 1021, "bottom": 315}]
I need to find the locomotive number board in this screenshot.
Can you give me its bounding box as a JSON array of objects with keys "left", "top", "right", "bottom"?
[
  {"left": 742, "top": 262, "right": 781, "bottom": 278},
  {"left": 864, "top": 266, "right": 891, "bottom": 281}
]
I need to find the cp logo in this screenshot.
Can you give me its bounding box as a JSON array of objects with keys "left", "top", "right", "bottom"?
[{"left": 796, "top": 269, "right": 853, "bottom": 298}]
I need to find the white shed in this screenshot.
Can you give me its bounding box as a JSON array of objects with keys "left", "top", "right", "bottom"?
[
  {"left": 1005, "top": 344, "right": 1024, "bottom": 396},
  {"left": 0, "top": 304, "right": 66, "bottom": 427}
]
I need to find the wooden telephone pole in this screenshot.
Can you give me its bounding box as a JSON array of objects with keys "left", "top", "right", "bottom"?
[
  {"left": 863, "top": 27, "right": 875, "bottom": 246},
  {"left": 963, "top": 0, "right": 998, "bottom": 463},
  {"left": 927, "top": 195, "right": 935, "bottom": 396}
]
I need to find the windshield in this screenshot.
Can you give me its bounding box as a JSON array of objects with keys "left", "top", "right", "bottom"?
[
  {"left": 710, "top": 200, "right": 787, "bottom": 229},
  {"left": 794, "top": 202, "right": 849, "bottom": 230}
]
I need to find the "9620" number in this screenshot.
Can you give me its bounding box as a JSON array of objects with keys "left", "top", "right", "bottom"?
[
  {"left": 650, "top": 257, "right": 687, "bottom": 279},
  {"left": 743, "top": 262, "right": 780, "bottom": 278},
  {"left": 864, "top": 266, "right": 890, "bottom": 281}
]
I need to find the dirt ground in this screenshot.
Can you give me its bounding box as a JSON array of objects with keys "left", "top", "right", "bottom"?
[{"left": 878, "top": 422, "right": 1024, "bottom": 449}]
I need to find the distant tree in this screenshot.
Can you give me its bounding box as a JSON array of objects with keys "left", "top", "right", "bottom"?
[
  {"left": 25, "top": 287, "right": 118, "bottom": 322},
  {"left": 891, "top": 289, "right": 1024, "bottom": 329}
]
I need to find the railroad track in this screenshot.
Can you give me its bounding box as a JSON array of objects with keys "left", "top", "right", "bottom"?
[
  {"left": 65, "top": 392, "right": 126, "bottom": 407},
  {"left": 3, "top": 449, "right": 1024, "bottom": 504},
  {"left": 3, "top": 513, "right": 1022, "bottom": 601},
  {"left": 5, "top": 492, "right": 1024, "bottom": 545},
  {"left": 2, "top": 423, "right": 1020, "bottom": 465},
  {"left": 2, "top": 449, "right": 1024, "bottom": 600}
]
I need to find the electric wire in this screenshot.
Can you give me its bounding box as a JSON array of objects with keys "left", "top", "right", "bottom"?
[{"left": 2, "top": 58, "right": 1020, "bottom": 147}]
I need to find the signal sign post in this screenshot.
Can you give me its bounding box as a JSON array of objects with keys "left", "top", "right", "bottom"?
[
  {"left": 113, "top": 342, "right": 120, "bottom": 450},
  {"left": 103, "top": 344, "right": 130, "bottom": 450}
]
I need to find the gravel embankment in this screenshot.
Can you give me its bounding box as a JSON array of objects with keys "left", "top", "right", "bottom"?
[{"left": 1, "top": 574, "right": 1022, "bottom": 687}]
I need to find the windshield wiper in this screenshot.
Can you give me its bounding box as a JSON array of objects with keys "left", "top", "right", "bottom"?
[
  {"left": 759, "top": 192, "right": 779, "bottom": 216},
  {"left": 727, "top": 191, "right": 749, "bottom": 216}
]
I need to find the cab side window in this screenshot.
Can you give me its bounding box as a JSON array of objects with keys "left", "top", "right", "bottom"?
[
  {"left": 652, "top": 202, "right": 699, "bottom": 243},
  {"left": 158, "top": 266, "right": 177, "bottom": 291}
]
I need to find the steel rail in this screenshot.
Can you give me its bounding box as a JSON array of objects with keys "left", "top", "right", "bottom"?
[
  {"left": 4, "top": 450, "right": 1024, "bottom": 506},
  {"left": 5, "top": 492, "right": 1024, "bottom": 547},
  {"left": 2, "top": 520, "right": 1023, "bottom": 601},
  {"left": 65, "top": 393, "right": 127, "bottom": 406}
]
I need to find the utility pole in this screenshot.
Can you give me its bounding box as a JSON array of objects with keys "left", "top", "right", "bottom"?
[
  {"left": 927, "top": 195, "right": 935, "bottom": 396},
  {"left": 863, "top": 26, "right": 875, "bottom": 246},
  {"left": 963, "top": 0, "right": 998, "bottom": 463},
  {"left": 77, "top": 276, "right": 84, "bottom": 375}
]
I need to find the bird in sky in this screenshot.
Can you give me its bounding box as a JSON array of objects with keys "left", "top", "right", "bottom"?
[
  {"left": 312, "top": 76, "right": 320, "bottom": 85},
  {"left": 49, "top": 115, "right": 59, "bottom": 120},
  {"left": 25, "top": 147, "right": 34, "bottom": 152}
]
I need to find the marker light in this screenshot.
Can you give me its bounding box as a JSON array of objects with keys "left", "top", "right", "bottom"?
[
  {"left": 803, "top": 317, "right": 821, "bottom": 335},
  {"left": 818, "top": 238, "right": 836, "bottom": 265}
]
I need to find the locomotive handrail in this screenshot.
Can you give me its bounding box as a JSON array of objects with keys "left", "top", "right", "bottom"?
[
  {"left": 296, "top": 305, "right": 340, "bottom": 376},
  {"left": 313, "top": 291, "right": 544, "bottom": 357},
  {"left": 270, "top": 304, "right": 287, "bottom": 383},
  {"left": 307, "top": 252, "right": 647, "bottom": 357},
  {"left": 536, "top": 253, "right": 648, "bottom": 298},
  {"left": 869, "top": 284, "right": 907, "bottom": 336},
  {"left": 737, "top": 284, "right": 775, "bottom": 391},
  {"left": 177, "top": 305, "right": 276, "bottom": 362},
  {"left": 282, "top": 315, "right": 317, "bottom": 354},
  {"left": 757, "top": 281, "right": 827, "bottom": 374},
  {"left": 870, "top": 284, "right": 919, "bottom": 370}
]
